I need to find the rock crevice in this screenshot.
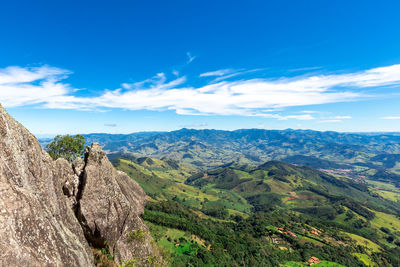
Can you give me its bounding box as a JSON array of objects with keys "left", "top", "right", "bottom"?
[{"left": 0, "top": 104, "right": 159, "bottom": 266}]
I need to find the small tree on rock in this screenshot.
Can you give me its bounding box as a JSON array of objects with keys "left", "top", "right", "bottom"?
[{"left": 46, "top": 134, "right": 85, "bottom": 162}]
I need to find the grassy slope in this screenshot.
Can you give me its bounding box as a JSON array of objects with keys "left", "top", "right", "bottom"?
[
  {"left": 85, "top": 129, "right": 400, "bottom": 190},
  {"left": 345, "top": 233, "right": 382, "bottom": 252},
  {"left": 116, "top": 157, "right": 254, "bottom": 214},
  {"left": 353, "top": 253, "right": 377, "bottom": 266},
  {"left": 113, "top": 156, "right": 400, "bottom": 266},
  {"left": 191, "top": 162, "right": 400, "bottom": 262}
]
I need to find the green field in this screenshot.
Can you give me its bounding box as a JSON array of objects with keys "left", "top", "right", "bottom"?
[
  {"left": 353, "top": 253, "right": 377, "bottom": 266},
  {"left": 345, "top": 233, "right": 381, "bottom": 252},
  {"left": 375, "top": 190, "right": 400, "bottom": 202},
  {"left": 371, "top": 211, "right": 400, "bottom": 233},
  {"left": 113, "top": 155, "right": 400, "bottom": 266},
  {"left": 147, "top": 222, "right": 200, "bottom": 257}
]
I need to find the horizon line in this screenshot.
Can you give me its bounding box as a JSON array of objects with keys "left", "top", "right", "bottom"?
[{"left": 34, "top": 128, "right": 400, "bottom": 138}]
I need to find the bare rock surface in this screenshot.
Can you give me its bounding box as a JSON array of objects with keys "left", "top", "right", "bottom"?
[
  {"left": 76, "top": 143, "right": 157, "bottom": 264},
  {"left": 0, "top": 104, "right": 93, "bottom": 266},
  {"left": 0, "top": 104, "right": 159, "bottom": 266}
]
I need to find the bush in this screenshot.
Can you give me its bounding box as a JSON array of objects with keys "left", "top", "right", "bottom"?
[
  {"left": 46, "top": 134, "right": 85, "bottom": 162},
  {"left": 127, "top": 228, "right": 146, "bottom": 242}
]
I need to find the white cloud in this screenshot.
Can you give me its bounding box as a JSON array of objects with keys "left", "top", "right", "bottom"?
[
  {"left": 300, "top": 110, "right": 319, "bottom": 114},
  {"left": 186, "top": 52, "right": 196, "bottom": 63},
  {"left": 0, "top": 66, "right": 72, "bottom": 107},
  {"left": 200, "top": 69, "right": 236, "bottom": 77},
  {"left": 172, "top": 70, "right": 179, "bottom": 76},
  {"left": 335, "top": 116, "right": 352, "bottom": 119},
  {"left": 252, "top": 113, "right": 315, "bottom": 120},
  {"left": 2, "top": 63, "right": 400, "bottom": 120},
  {"left": 121, "top": 72, "right": 186, "bottom": 90},
  {"left": 203, "top": 68, "right": 263, "bottom": 83},
  {"left": 382, "top": 116, "right": 400, "bottom": 120},
  {"left": 283, "top": 115, "right": 315, "bottom": 120},
  {"left": 319, "top": 119, "right": 342, "bottom": 123}
]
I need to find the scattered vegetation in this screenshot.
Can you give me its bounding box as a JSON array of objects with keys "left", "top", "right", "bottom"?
[
  {"left": 112, "top": 155, "right": 400, "bottom": 266},
  {"left": 126, "top": 228, "right": 146, "bottom": 242},
  {"left": 46, "top": 134, "right": 85, "bottom": 162}
]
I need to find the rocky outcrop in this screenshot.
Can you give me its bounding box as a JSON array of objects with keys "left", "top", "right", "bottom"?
[
  {"left": 71, "top": 143, "right": 157, "bottom": 264},
  {"left": 0, "top": 104, "right": 160, "bottom": 266},
  {"left": 0, "top": 104, "right": 93, "bottom": 266}
]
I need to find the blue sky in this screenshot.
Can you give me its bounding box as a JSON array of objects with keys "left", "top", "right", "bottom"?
[{"left": 1, "top": 0, "right": 400, "bottom": 135}]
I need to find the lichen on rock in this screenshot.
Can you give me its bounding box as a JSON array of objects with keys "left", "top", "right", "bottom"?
[
  {"left": 72, "top": 143, "right": 158, "bottom": 265},
  {"left": 0, "top": 104, "right": 161, "bottom": 266}
]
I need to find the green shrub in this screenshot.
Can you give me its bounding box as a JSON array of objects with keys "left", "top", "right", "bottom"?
[
  {"left": 46, "top": 134, "right": 85, "bottom": 162},
  {"left": 127, "top": 228, "right": 146, "bottom": 242}
]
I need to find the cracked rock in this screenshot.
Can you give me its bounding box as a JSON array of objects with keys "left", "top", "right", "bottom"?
[{"left": 0, "top": 104, "right": 160, "bottom": 266}]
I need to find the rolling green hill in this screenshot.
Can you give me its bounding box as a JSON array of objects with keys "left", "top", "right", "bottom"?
[
  {"left": 112, "top": 156, "right": 400, "bottom": 266},
  {"left": 81, "top": 129, "right": 400, "bottom": 189},
  {"left": 186, "top": 161, "right": 400, "bottom": 215}
]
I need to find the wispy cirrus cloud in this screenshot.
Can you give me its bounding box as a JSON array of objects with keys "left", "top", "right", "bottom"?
[
  {"left": 186, "top": 52, "right": 196, "bottom": 63},
  {"left": 317, "top": 115, "right": 352, "bottom": 123},
  {"left": 121, "top": 72, "right": 186, "bottom": 90},
  {"left": 200, "top": 68, "right": 264, "bottom": 83},
  {"left": 319, "top": 119, "right": 342, "bottom": 123},
  {"left": 300, "top": 110, "right": 321, "bottom": 114},
  {"left": 199, "top": 69, "right": 236, "bottom": 77},
  {"left": 382, "top": 116, "right": 400, "bottom": 120},
  {"left": 335, "top": 116, "right": 352, "bottom": 119},
  {"left": 2, "top": 63, "right": 400, "bottom": 120},
  {"left": 251, "top": 113, "right": 315, "bottom": 120}
]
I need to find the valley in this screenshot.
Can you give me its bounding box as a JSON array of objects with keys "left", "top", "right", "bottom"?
[
  {"left": 109, "top": 151, "right": 400, "bottom": 266},
  {"left": 4, "top": 2, "right": 400, "bottom": 266},
  {"left": 38, "top": 128, "right": 400, "bottom": 266}
]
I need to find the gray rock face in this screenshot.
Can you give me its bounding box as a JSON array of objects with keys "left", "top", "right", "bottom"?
[
  {"left": 0, "top": 104, "right": 159, "bottom": 266},
  {"left": 55, "top": 158, "right": 80, "bottom": 209},
  {"left": 74, "top": 143, "right": 157, "bottom": 264},
  {"left": 0, "top": 104, "right": 93, "bottom": 266}
]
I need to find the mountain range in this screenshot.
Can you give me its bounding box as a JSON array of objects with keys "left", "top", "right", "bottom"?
[
  {"left": 77, "top": 128, "right": 400, "bottom": 186},
  {"left": 35, "top": 128, "right": 400, "bottom": 266}
]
